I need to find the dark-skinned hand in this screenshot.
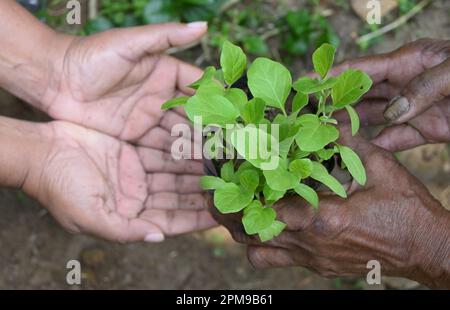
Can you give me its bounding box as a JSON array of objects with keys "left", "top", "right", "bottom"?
[
  {"left": 209, "top": 128, "right": 450, "bottom": 289},
  {"left": 332, "top": 39, "right": 450, "bottom": 152}
]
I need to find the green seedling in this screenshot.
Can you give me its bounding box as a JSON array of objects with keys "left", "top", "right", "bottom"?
[{"left": 162, "top": 41, "right": 372, "bottom": 242}]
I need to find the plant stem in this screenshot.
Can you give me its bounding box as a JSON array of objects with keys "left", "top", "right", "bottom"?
[{"left": 356, "top": 0, "right": 432, "bottom": 45}]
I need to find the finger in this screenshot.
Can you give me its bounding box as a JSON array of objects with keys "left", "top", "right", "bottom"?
[
  {"left": 364, "top": 82, "right": 399, "bottom": 99},
  {"left": 177, "top": 61, "right": 203, "bottom": 95},
  {"left": 83, "top": 212, "right": 165, "bottom": 243},
  {"left": 159, "top": 109, "right": 192, "bottom": 131},
  {"left": 247, "top": 246, "right": 299, "bottom": 269},
  {"left": 136, "top": 126, "right": 201, "bottom": 156},
  {"left": 273, "top": 196, "right": 317, "bottom": 232},
  {"left": 334, "top": 99, "right": 388, "bottom": 126},
  {"left": 114, "top": 22, "right": 207, "bottom": 61},
  {"left": 145, "top": 192, "right": 206, "bottom": 210},
  {"left": 337, "top": 125, "right": 379, "bottom": 158},
  {"left": 159, "top": 110, "right": 203, "bottom": 151},
  {"left": 371, "top": 124, "right": 427, "bottom": 152},
  {"left": 384, "top": 59, "right": 450, "bottom": 124},
  {"left": 337, "top": 126, "right": 396, "bottom": 186},
  {"left": 139, "top": 209, "right": 217, "bottom": 235},
  {"left": 330, "top": 53, "right": 391, "bottom": 84},
  {"left": 147, "top": 173, "right": 202, "bottom": 194},
  {"left": 137, "top": 147, "right": 203, "bottom": 174}
]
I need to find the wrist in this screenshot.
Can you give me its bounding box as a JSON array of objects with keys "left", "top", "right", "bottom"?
[
  {"left": 0, "top": 116, "right": 53, "bottom": 195},
  {"left": 407, "top": 199, "right": 450, "bottom": 288},
  {"left": 0, "top": 1, "right": 75, "bottom": 108}
]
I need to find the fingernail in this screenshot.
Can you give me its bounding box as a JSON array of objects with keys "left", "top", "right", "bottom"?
[
  {"left": 384, "top": 96, "right": 410, "bottom": 122},
  {"left": 187, "top": 21, "right": 207, "bottom": 29},
  {"left": 144, "top": 233, "right": 165, "bottom": 243}
]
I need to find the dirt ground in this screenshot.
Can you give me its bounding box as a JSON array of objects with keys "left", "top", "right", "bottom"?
[{"left": 0, "top": 1, "right": 449, "bottom": 290}]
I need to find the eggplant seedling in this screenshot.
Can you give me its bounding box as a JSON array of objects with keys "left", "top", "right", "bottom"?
[{"left": 162, "top": 41, "right": 372, "bottom": 241}]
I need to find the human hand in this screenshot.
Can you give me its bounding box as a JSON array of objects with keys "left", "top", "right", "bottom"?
[
  {"left": 40, "top": 22, "right": 207, "bottom": 142},
  {"left": 22, "top": 120, "right": 215, "bottom": 243},
  {"left": 210, "top": 129, "right": 450, "bottom": 288},
  {"left": 332, "top": 39, "right": 450, "bottom": 152}
]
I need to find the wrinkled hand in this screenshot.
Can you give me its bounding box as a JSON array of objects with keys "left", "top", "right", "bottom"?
[
  {"left": 28, "top": 23, "right": 217, "bottom": 241},
  {"left": 29, "top": 121, "right": 215, "bottom": 243},
  {"left": 332, "top": 39, "right": 450, "bottom": 152},
  {"left": 210, "top": 129, "right": 450, "bottom": 288},
  {"left": 42, "top": 22, "right": 206, "bottom": 142}
]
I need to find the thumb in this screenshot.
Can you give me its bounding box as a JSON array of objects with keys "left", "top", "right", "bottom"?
[
  {"left": 384, "top": 58, "right": 450, "bottom": 124},
  {"left": 114, "top": 22, "right": 207, "bottom": 60}
]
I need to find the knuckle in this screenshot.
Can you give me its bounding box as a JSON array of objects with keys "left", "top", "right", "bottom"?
[
  {"left": 312, "top": 212, "right": 346, "bottom": 237},
  {"left": 247, "top": 248, "right": 268, "bottom": 269}
]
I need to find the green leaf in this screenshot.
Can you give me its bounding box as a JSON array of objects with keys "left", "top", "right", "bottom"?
[
  {"left": 345, "top": 105, "right": 360, "bottom": 136},
  {"left": 195, "top": 79, "right": 225, "bottom": 96},
  {"left": 248, "top": 57, "right": 292, "bottom": 112},
  {"left": 214, "top": 183, "right": 254, "bottom": 214},
  {"left": 239, "top": 169, "right": 259, "bottom": 192},
  {"left": 289, "top": 159, "right": 313, "bottom": 179},
  {"left": 292, "top": 92, "right": 309, "bottom": 113},
  {"left": 292, "top": 149, "right": 310, "bottom": 160},
  {"left": 279, "top": 136, "right": 295, "bottom": 159},
  {"left": 338, "top": 145, "right": 367, "bottom": 186},
  {"left": 295, "top": 114, "right": 339, "bottom": 152},
  {"left": 263, "top": 163, "right": 299, "bottom": 191},
  {"left": 294, "top": 183, "right": 319, "bottom": 209},
  {"left": 263, "top": 184, "right": 286, "bottom": 205},
  {"left": 220, "top": 41, "right": 247, "bottom": 86},
  {"left": 320, "top": 116, "right": 338, "bottom": 125},
  {"left": 200, "top": 176, "right": 226, "bottom": 190},
  {"left": 230, "top": 126, "right": 279, "bottom": 169},
  {"left": 293, "top": 77, "right": 337, "bottom": 94},
  {"left": 242, "top": 98, "right": 266, "bottom": 124},
  {"left": 313, "top": 43, "right": 336, "bottom": 78},
  {"left": 310, "top": 162, "right": 347, "bottom": 198},
  {"left": 220, "top": 161, "right": 234, "bottom": 182},
  {"left": 332, "top": 69, "right": 373, "bottom": 108},
  {"left": 258, "top": 220, "right": 286, "bottom": 242},
  {"left": 225, "top": 88, "right": 248, "bottom": 113},
  {"left": 214, "top": 69, "right": 225, "bottom": 86},
  {"left": 161, "top": 96, "right": 188, "bottom": 110},
  {"left": 234, "top": 161, "right": 258, "bottom": 181},
  {"left": 188, "top": 66, "right": 217, "bottom": 90},
  {"left": 242, "top": 201, "right": 276, "bottom": 235},
  {"left": 316, "top": 148, "right": 335, "bottom": 160},
  {"left": 185, "top": 94, "right": 239, "bottom": 127}
]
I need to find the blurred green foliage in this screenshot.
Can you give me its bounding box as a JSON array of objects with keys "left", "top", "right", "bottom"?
[
  {"left": 36, "top": 0, "right": 341, "bottom": 62},
  {"left": 280, "top": 9, "right": 339, "bottom": 58},
  {"left": 398, "top": 0, "right": 417, "bottom": 15}
]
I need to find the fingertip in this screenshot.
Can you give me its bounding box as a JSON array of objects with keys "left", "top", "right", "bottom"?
[
  {"left": 187, "top": 21, "right": 208, "bottom": 30},
  {"left": 383, "top": 96, "right": 411, "bottom": 123},
  {"left": 144, "top": 232, "right": 165, "bottom": 243}
]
